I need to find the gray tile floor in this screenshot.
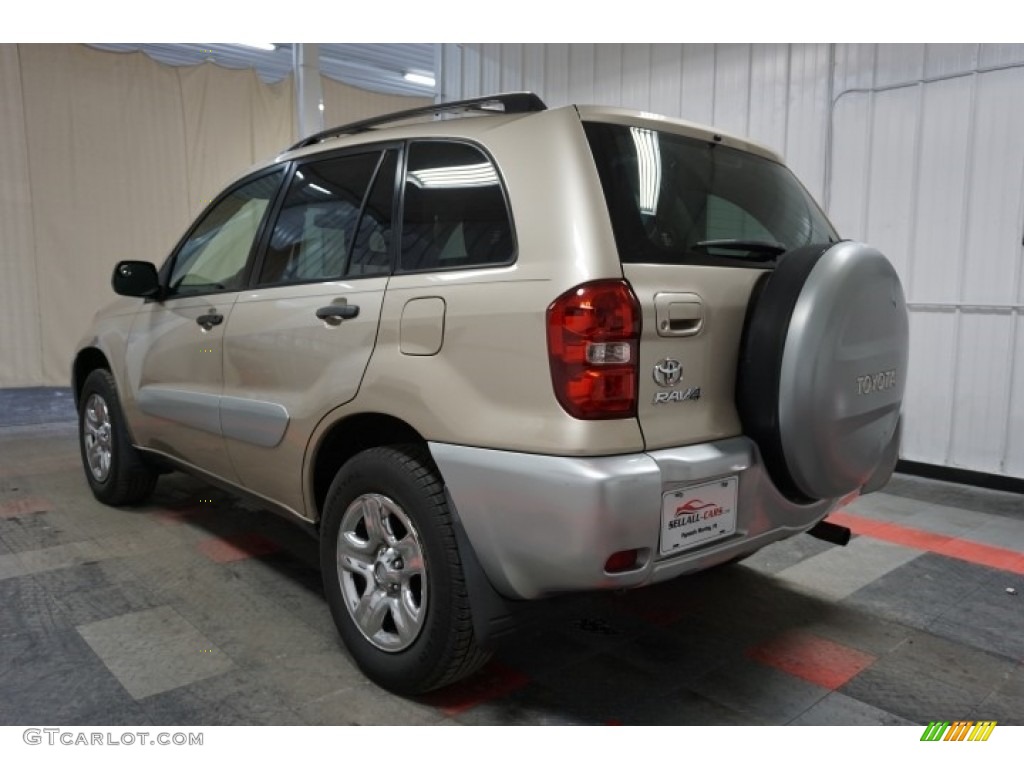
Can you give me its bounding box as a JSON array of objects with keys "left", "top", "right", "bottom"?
[{"left": 0, "top": 387, "right": 1021, "bottom": 725}]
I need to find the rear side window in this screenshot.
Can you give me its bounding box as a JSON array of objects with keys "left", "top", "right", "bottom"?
[
  {"left": 583, "top": 122, "right": 837, "bottom": 266},
  {"left": 399, "top": 142, "right": 514, "bottom": 272},
  {"left": 349, "top": 151, "right": 397, "bottom": 277},
  {"left": 259, "top": 152, "right": 384, "bottom": 285}
]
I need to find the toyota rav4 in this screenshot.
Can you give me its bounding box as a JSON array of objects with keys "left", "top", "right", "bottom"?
[{"left": 73, "top": 92, "right": 908, "bottom": 694}]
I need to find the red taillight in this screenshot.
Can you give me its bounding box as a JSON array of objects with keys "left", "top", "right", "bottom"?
[{"left": 546, "top": 280, "right": 641, "bottom": 420}]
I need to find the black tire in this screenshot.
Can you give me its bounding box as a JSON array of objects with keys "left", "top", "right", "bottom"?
[
  {"left": 320, "top": 444, "right": 490, "bottom": 694},
  {"left": 78, "top": 369, "right": 157, "bottom": 506},
  {"left": 736, "top": 245, "right": 829, "bottom": 503}
]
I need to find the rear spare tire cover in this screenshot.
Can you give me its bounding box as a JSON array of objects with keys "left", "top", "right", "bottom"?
[{"left": 736, "top": 241, "right": 909, "bottom": 502}]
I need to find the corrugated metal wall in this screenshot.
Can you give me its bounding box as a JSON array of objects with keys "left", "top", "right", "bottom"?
[
  {"left": 441, "top": 44, "right": 831, "bottom": 202},
  {"left": 440, "top": 43, "right": 1024, "bottom": 478},
  {"left": 830, "top": 45, "right": 1024, "bottom": 479}
]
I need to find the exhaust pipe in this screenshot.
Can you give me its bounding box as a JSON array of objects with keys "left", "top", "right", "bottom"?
[{"left": 806, "top": 520, "right": 851, "bottom": 546}]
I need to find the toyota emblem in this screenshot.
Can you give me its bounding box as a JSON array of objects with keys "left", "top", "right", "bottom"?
[{"left": 653, "top": 358, "right": 683, "bottom": 387}]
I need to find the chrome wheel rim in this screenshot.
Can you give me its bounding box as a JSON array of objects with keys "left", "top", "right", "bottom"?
[
  {"left": 336, "top": 493, "right": 427, "bottom": 652},
  {"left": 82, "top": 393, "right": 113, "bottom": 482}
]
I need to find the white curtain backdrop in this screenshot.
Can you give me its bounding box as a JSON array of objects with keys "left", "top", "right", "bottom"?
[{"left": 0, "top": 44, "right": 429, "bottom": 386}]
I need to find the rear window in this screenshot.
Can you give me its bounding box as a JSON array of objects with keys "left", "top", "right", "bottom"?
[{"left": 584, "top": 122, "right": 837, "bottom": 266}]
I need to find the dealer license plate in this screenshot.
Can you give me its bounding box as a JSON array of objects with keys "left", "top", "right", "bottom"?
[{"left": 659, "top": 476, "right": 738, "bottom": 556}]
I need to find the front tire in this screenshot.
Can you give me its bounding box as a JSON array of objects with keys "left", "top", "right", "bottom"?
[
  {"left": 78, "top": 369, "right": 157, "bottom": 506},
  {"left": 320, "top": 445, "right": 490, "bottom": 694}
]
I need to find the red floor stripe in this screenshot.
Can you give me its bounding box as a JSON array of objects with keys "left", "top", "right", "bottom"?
[
  {"left": 746, "top": 630, "right": 877, "bottom": 690},
  {"left": 0, "top": 497, "right": 52, "bottom": 518},
  {"left": 421, "top": 661, "right": 531, "bottom": 716},
  {"left": 829, "top": 510, "right": 1024, "bottom": 576},
  {"left": 196, "top": 532, "right": 281, "bottom": 563},
  {"left": 154, "top": 503, "right": 214, "bottom": 525}
]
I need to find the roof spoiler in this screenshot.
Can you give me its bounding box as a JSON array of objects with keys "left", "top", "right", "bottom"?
[{"left": 288, "top": 92, "right": 548, "bottom": 151}]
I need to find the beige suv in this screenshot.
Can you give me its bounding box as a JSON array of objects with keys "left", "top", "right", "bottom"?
[{"left": 73, "top": 92, "right": 908, "bottom": 693}]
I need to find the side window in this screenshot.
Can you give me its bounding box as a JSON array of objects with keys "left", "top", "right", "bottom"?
[
  {"left": 400, "top": 142, "right": 514, "bottom": 272},
  {"left": 258, "top": 152, "right": 381, "bottom": 285},
  {"left": 349, "top": 151, "right": 397, "bottom": 277},
  {"left": 169, "top": 170, "right": 283, "bottom": 295}
]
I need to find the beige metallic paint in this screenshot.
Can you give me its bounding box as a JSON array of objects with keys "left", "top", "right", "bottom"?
[
  {"left": 121, "top": 294, "right": 239, "bottom": 479},
  {"left": 73, "top": 296, "right": 136, "bottom": 405},
  {"left": 221, "top": 277, "right": 389, "bottom": 513},
  {"left": 78, "top": 104, "right": 812, "bottom": 525},
  {"left": 625, "top": 264, "right": 764, "bottom": 450},
  {"left": 399, "top": 297, "right": 445, "bottom": 356}
]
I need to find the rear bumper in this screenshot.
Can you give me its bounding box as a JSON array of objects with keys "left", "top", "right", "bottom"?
[{"left": 429, "top": 436, "right": 837, "bottom": 600}]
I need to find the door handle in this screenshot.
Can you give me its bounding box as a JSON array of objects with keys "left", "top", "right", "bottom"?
[
  {"left": 196, "top": 312, "right": 223, "bottom": 330},
  {"left": 654, "top": 293, "right": 704, "bottom": 337},
  {"left": 316, "top": 304, "right": 360, "bottom": 322}
]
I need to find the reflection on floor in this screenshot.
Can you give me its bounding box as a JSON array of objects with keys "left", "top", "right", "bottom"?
[{"left": 0, "top": 387, "right": 1021, "bottom": 725}]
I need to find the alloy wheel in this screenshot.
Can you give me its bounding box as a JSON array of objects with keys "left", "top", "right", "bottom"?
[{"left": 336, "top": 493, "right": 427, "bottom": 652}]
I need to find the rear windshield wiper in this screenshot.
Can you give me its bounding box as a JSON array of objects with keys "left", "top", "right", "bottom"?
[{"left": 692, "top": 239, "right": 787, "bottom": 260}]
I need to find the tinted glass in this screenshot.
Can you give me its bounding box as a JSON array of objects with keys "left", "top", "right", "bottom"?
[
  {"left": 169, "top": 170, "right": 284, "bottom": 294},
  {"left": 584, "top": 122, "right": 837, "bottom": 266},
  {"left": 349, "top": 150, "right": 398, "bottom": 277},
  {"left": 259, "top": 153, "right": 380, "bottom": 285},
  {"left": 400, "top": 142, "right": 514, "bottom": 272}
]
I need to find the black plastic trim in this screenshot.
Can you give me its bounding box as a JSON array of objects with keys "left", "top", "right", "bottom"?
[
  {"left": 735, "top": 243, "right": 832, "bottom": 503},
  {"left": 289, "top": 92, "right": 547, "bottom": 151},
  {"left": 444, "top": 489, "right": 530, "bottom": 648},
  {"left": 895, "top": 460, "right": 1024, "bottom": 496},
  {"left": 135, "top": 447, "right": 319, "bottom": 537}
]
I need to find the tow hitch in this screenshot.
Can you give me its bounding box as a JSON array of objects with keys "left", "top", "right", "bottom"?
[{"left": 806, "top": 519, "right": 852, "bottom": 546}]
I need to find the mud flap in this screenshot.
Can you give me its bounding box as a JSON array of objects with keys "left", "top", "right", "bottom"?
[{"left": 445, "top": 489, "right": 532, "bottom": 648}]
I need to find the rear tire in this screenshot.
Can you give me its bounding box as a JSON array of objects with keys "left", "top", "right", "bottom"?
[
  {"left": 78, "top": 369, "right": 157, "bottom": 506},
  {"left": 320, "top": 444, "right": 490, "bottom": 694}
]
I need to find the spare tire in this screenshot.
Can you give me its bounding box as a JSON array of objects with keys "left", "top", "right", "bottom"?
[{"left": 736, "top": 241, "right": 909, "bottom": 503}]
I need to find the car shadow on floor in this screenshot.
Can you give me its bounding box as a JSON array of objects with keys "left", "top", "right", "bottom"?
[
  {"left": 129, "top": 473, "right": 903, "bottom": 725},
  {"left": 420, "top": 565, "right": 871, "bottom": 724}
]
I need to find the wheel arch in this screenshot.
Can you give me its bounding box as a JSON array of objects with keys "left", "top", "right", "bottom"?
[
  {"left": 72, "top": 347, "right": 112, "bottom": 408},
  {"left": 309, "top": 413, "right": 526, "bottom": 652},
  {"left": 308, "top": 412, "right": 428, "bottom": 524}
]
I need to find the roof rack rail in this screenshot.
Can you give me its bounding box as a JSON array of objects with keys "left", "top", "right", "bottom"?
[{"left": 287, "top": 91, "right": 548, "bottom": 151}]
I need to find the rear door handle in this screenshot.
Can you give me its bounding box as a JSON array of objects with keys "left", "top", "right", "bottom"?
[
  {"left": 654, "top": 293, "right": 704, "bottom": 337},
  {"left": 196, "top": 312, "right": 223, "bottom": 330},
  {"left": 316, "top": 304, "right": 360, "bottom": 322}
]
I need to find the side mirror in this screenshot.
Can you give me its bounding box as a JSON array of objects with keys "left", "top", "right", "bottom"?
[{"left": 112, "top": 261, "right": 161, "bottom": 298}]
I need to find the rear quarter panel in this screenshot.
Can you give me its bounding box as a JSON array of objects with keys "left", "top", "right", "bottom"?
[{"left": 307, "top": 107, "right": 648, "bottom": 459}]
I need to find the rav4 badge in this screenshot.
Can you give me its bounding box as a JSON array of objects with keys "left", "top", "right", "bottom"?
[{"left": 653, "top": 387, "right": 702, "bottom": 404}]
